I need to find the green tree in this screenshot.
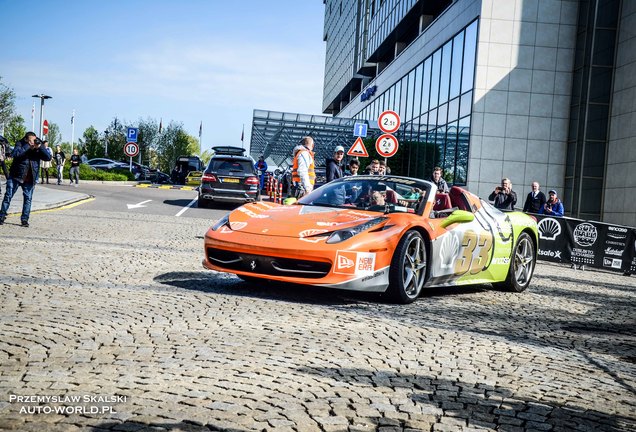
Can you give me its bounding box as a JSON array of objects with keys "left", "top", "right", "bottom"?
[
  {"left": 155, "top": 122, "right": 192, "bottom": 173},
  {"left": 138, "top": 118, "right": 159, "bottom": 167},
  {"left": 199, "top": 148, "right": 213, "bottom": 166},
  {"left": 78, "top": 126, "right": 102, "bottom": 159},
  {"left": 3, "top": 115, "right": 26, "bottom": 145},
  {"left": 47, "top": 122, "right": 62, "bottom": 147},
  {"left": 104, "top": 117, "right": 126, "bottom": 161},
  {"left": 0, "top": 76, "right": 16, "bottom": 129}
]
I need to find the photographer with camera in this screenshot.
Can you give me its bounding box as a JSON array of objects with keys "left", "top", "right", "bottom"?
[
  {"left": 0, "top": 132, "right": 52, "bottom": 227},
  {"left": 0, "top": 135, "right": 10, "bottom": 194},
  {"left": 538, "top": 189, "right": 564, "bottom": 217},
  {"left": 488, "top": 178, "right": 517, "bottom": 210}
]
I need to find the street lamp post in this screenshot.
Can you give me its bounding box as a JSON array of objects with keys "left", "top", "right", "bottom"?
[
  {"left": 31, "top": 94, "right": 52, "bottom": 137},
  {"left": 104, "top": 131, "right": 109, "bottom": 157}
]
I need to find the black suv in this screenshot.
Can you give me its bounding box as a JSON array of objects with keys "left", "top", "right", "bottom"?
[{"left": 198, "top": 146, "right": 260, "bottom": 207}]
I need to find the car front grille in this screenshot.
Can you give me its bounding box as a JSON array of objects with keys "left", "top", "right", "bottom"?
[{"left": 207, "top": 248, "right": 331, "bottom": 278}]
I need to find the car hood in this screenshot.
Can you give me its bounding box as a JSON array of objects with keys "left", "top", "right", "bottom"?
[{"left": 226, "top": 202, "right": 383, "bottom": 238}]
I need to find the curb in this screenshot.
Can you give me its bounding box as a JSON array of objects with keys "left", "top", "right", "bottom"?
[{"left": 135, "top": 184, "right": 198, "bottom": 191}]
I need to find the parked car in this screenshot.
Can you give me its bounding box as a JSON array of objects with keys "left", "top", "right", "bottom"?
[
  {"left": 121, "top": 161, "right": 152, "bottom": 180},
  {"left": 197, "top": 146, "right": 260, "bottom": 208},
  {"left": 173, "top": 155, "right": 204, "bottom": 185},
  {"left": 87, "top": 158, "right": 129, "bottom": 171}
]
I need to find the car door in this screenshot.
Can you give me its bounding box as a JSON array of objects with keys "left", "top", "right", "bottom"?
[{"left": 426, "top": 194, "right": 514, "bottom": 287}]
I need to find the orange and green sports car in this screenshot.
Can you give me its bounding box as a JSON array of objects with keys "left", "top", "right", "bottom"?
[{"left": 202, "top": 175, "right": 538, "bottom": 304}]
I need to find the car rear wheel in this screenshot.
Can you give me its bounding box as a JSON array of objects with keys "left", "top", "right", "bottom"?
[
  {"left": 388, "top": 230, "right": 427, "bottom": 304},
  {"left": 495, "top": 232, "right": 535, "bottom": 292},
  {"left": 197, "top": 197, "right": 211, "bottom": 208}
]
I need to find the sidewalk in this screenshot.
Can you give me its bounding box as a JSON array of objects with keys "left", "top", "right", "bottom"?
[{"left": 1, "top": 182, "right": 92, "bottom": 216}]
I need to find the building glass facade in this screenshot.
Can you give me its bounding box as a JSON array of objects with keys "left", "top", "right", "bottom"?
[{"left": 352, "top": 20, "right": 478, "bottom": 184}]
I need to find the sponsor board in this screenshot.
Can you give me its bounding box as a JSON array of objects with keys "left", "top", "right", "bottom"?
[
  {"left": 573, "top": 223, "right": 597, "bottom": 247},
  {"left": 334, "top": 251, "right": 376, "bottom": 276},
  {"left": 538, "top": 218, "right": 561, "bottom": 240}
]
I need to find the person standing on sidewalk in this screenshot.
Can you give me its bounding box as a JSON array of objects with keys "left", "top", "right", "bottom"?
[
  {"left": 69, "top": 149, "right": 81, "bottom": 186},
  {"left": 54, "top": 145, "right": 66, "bottom": 185},
  {"left": 0, "top": 132, "right": 52, "bottom": 227},
  {"left": 40, "top": 140, "right": 53, "bottom": 184},
  {"left": 0, "top": 135, "right": 10, "bottom": 194}
]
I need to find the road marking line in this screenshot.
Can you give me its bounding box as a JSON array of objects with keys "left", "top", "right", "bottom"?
[{"left": 176, "top": 197, "right": 198, "bottom": 217}]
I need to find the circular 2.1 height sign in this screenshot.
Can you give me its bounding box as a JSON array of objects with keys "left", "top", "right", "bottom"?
[
  {"left": 124, "top": 142, "right": 139, "bottom": 157},
  {"left": 378, "top": 110, "right": 400, "bottom": 134}
]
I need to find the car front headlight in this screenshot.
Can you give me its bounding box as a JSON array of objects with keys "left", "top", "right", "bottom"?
[
  {"left": 211, "top": 214, "right": 230, "bottom": 231},
  {"left": 325, "top": 217, "right": 388, "bottom": 244}
]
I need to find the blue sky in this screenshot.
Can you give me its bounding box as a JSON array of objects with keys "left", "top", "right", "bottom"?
[{"left": 1, "top": 1, "right": 326, "bottom": 153}]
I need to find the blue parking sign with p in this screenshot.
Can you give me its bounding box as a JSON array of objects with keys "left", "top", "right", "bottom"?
[
  {"left": 353, "top": 122, "right": 368, "bottom": 138},
  {"left": 127, "top": 127, "right": 139, "bottom": 142}
]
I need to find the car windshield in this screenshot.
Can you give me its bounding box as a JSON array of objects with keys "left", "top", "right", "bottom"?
[
  {"left": 297, "top": 176, "right": 430, "bottom": 214},
  {"left": 210, "top": 159, "right": 253, "bottom": 173}
]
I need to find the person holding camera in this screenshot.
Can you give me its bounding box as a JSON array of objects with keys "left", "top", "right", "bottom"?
[
  {"left": 488, "top": 178, "right": 517, "bottom": 210},
  {"left": 0, "top": 132, "right": 52, "bottom": 227},
  {"left": 538, "top": 189, "right": 564, "bottom": 217},
  {"left": 0, "top": 135, "right": 10, "bottom": 194}
]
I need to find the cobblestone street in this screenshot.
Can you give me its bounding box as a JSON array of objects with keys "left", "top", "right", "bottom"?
[{"left": 1, "top": 208, "right": 635, "bottom": 431}]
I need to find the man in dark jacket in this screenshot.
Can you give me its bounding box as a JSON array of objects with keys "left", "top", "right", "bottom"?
[
  {"left": 0, "top": 132, "right": 52, "bottom": 227},
  {"left": 326, "top": 145, "right": 345, "bottom": 183},
  {"left": 488, "top": 178, "right": 517, "bottom": 211},
  {"left": 522, "top": 181, "right": 546, "bottom": 213}
]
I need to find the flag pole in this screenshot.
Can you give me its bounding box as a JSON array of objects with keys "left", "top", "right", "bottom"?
[
  {"left": 241, "top": 124, "right": 244, "bottom": 149},
  {"left": 198, "top": 121, "right": 202, "bottom": 155},
  {"left": 71, "top": 110, "right": 75, "bottom": 153},
  {"left": 31, "top": 103, "right": 35, "bottom": 132}
]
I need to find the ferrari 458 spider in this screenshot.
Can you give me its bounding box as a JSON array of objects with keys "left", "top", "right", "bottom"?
[{"left": 203, "top": 175, "right": 538, "bottom": 303}]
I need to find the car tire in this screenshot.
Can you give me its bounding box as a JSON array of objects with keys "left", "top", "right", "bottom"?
[
  {"left": 494, "top": 231, "right": 535, "bottom": 293},
  {"left": 197, "top": 197, "right": 210, "bottom": 208},
  {"left": 387, "top": 230, "right": 428, "bottom": 304}
]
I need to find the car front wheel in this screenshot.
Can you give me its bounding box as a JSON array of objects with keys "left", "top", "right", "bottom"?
[
  {"left": 495, "top": 232, "right": 535, "bottom": 292},
  {"left": 388, "top": 230, "right": 428, "bottom": 304}
]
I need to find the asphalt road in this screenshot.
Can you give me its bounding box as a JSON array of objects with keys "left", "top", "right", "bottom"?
[
  {"left": 73, "top": 183, "right": 234, "bottom": 220},
  {"left": 0, "top": 186, "right": 635, "bottom": 432}
]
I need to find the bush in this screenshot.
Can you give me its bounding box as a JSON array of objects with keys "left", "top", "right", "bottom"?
[{"left": 3, "top": 160, "right": 131, "bottom": 181}]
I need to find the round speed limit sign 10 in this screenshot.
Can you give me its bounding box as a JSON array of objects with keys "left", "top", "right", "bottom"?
[{"left": 124, "top": 142, "right": 139, "bottom": 157}]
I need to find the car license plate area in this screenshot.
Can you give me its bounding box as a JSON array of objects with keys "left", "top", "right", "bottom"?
[{"left": 221, "top": 177, "right": 240, "bottom": 183}]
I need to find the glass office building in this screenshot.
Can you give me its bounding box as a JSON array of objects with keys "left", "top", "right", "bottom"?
[{"left": 321, "top": 0, "right": 636, "bottom": 226}]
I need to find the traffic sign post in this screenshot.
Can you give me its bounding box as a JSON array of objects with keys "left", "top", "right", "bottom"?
[
  {"left": 375, "top": 134, "right": 399, "bottom": 158},
  {"left": 347, "top": 137, "right": 369, "bottom": 157},
  {"left": 127, "top": 127, "right": 139, "bottom": 142},
  {"left": 124, "top": 142, "right": 139, "bottom": 173},
  {"left": 378, "top": 110, "right": 400, "bottom": 134},
  {"left": 353, "top": 122, "right": 368, "bottom": 137},
  {"left": 124, "top": 142, "right": 139, "bottom": 157}
]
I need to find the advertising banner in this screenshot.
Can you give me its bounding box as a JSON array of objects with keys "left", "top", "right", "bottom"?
[
  {"left": 534, "top": 214, "right": 635, "bottom": 275},
  {"left": 535, "top": 215, "right": 572, "bottom": 263}
]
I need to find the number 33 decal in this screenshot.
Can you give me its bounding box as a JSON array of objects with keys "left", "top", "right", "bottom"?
[{"left": 454, "top": 230, "right": 493, "bottom": 275}]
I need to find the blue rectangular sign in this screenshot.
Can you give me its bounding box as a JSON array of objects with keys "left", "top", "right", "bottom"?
[
  {"left": 353, "top": 122, "right": 368, "bottom": 138},
  {"left": 127, "top": 127, "right": 139, "bottom": 142}
]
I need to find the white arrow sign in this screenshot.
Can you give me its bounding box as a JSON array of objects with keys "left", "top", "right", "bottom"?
[{"left": 127, "top": 199, "right": 152, "bottom": 210}]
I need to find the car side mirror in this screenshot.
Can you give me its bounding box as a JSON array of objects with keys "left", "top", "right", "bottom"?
[{"left": 440, "top": 210, "right": 474, "bottom": 228}]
